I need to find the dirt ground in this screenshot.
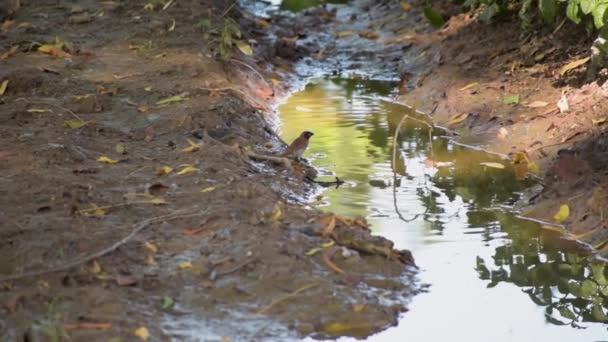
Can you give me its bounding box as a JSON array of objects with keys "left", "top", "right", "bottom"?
[{"left": 0, "top": 1, "right": 417, "bottom": 341}]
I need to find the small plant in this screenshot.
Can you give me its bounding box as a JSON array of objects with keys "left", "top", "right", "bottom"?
[{"left": 198, "top": 16, "right": 252, "bottom": 59}]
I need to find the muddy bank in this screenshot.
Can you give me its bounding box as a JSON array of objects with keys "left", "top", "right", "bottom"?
[{"left": 0, "top": 1, "right": 418, "bottom": 340}]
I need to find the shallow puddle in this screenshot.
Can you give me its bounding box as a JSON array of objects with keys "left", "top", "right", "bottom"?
[{"left": 278, "top": 78, "right": 608, "bottom": 341}]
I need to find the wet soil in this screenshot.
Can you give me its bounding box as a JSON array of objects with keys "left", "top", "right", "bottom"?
[{"left": 0, "top": 1, "right": 417, "bottom": 341}]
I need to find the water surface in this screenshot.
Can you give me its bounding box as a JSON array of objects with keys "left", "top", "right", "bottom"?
[{"left": 279, "top": 77, "right": 608, "bottom": 341}]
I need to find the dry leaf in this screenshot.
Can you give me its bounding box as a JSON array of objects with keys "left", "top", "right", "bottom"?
[
  {"left": 524, "top": 101, "right": 549, "bottom": 108},
  {"left": 80, "top": 203, "right": 107, "bottom": 217},
  {"left": 0, "top": 79, "right": 8, "bottom": 95},
  {"left": 352, "top": 303, "right": 367, "bottom": 312},
  {"left": 63, "top": 119, "right": 86, "bottom": 129},
  {"left": 178, "top": 261, "right": 193, "bottom": 269},
  {"left": 0, "top": 45, "right": 19, "bottom": 59},
  {"left": 181, "top": 139, "right": 202, "bottom": 153},
  {"left": 334, "top": 31, "right": 354, "bottom": 38},
  {"left": 89, "top": 260, "right": 102, "bottom": 274},
  {"left": 156, "top": 166, "right": 173, "bottom": 176},
  {"left": 38, "top": 44, "right": 71, "bottom": 58},
  {"left": 145, "top": 254, "right": 157, "bottom": 265},
  {"left": 26, "top": 108, "right": 52, "bottom": 113},
  {"left": 268, "top": 203, "right": 282, "bottom": 222},
  {"left": 480, "top": 162, "right": 505, "bottom": 169},
  {"left": 459, "top": 82, "right": 479, "bottom": 91},
  {"left": 559, "top": 57, "right": 590, "bottom": 76},
  {"left": 148, "top": 198, "right": 168, "bottom": 205},
  {"left": 359, "top": 30, "right": 380, "bottom": 40},
  {"left": 134, "top": 326, "right": 150, "bottom": 341},
  {"left": 382, "top": 34, "right": 415, "bottom": 44},
  {"left": 156, "top": 95, "right": 186, "bottom": 105},
  {"left": 97, "top": 156, "right": 119, "bottom": 164},
  {"left": 400, "top": 2, "right": 412, "bottom": 11},
  {"left": 177, "top": 165, "right": 199, "bottom": 175},
  {"left": 168, "top": 19, "right": 176, "bottom": 32},
  {"left": 201, "top": 186, "right": 216, "bottom": 193},
  {"left": 115, "top": 275, "right": 138, "bottom": 287},
  {"left": 235, "top": 40, "right": 253, "bottom": 56},
  {"left": 554, "top": 204, "right": 570, "bottom": 222},
  {"left": 447, "top": 112, "right": 469, "bottom": 126},
  {"left": 144, "top": 241, "right": 158, "bottom": 253}
]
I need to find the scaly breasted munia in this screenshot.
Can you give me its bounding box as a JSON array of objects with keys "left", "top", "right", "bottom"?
[{"left": 281, "top": 131, "right": 314, "bottom": 160}]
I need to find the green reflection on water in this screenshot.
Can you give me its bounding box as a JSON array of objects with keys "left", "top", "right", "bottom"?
[
  {"left": 278, "top": 77, "right": 608, "bottom": 330},
  {"left": 280, "top": 0, "right": 349, "bottom": 12}
]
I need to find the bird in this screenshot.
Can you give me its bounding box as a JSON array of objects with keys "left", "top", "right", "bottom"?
[{"left": 281, "top": 131, "right": 314, "bottom": 160}]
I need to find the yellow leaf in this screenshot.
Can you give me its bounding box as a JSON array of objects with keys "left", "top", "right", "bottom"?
[
  {"left": 178, "top": 261, "right": 192, "bottom": 269},
  {"left": 134, "top": 326, "right": 150, "bottom": 341},
  {"left": 143, "top": 3, "right": 155, "bottom": 10},
  {"left": 144, "top": 86, "right": 152, "bottom": 92},
  {"left": 235, "top": 40, "right": 253, "bottom": 56},
  {"left": 270, "top": 78, "right": 280, "bottom": 87},
  {"left": 148, "top": 198, "right": 168, "bottom": 205},
  {"left": 256, "top": 19, "right": 271, "bottom": 28},
  {"left": 181, "top": 139, "right": 201, "bottom": 153},
  {"left": 177, "top": 165, "right": 199, "bottom": 175},
  {"left": 269, "top": 204, "right": 282, "bottom": 222},
  {"left": 201, "top": 186, "right": 216, "bottom": 193},
  {"left": 0, "top": 79, "right": 8, "bottom": 95},
  {"left": 352, "top": 303, "right": 367, "bottom": 312},
  {"left": 156, "top": 95, "right": 186, "bottom": 105},
  {"left": 97, "top": 156, "right": 119, "bottom": 164},
  {"left": 400, "top": 1, "right": 412, "bottom": 11},
  {"left": 305, "top": 247, "right": 322, "bottom": 256},
  {"left": 145, "top": 254, "right": 157, "bottom": 265},
  {"left": 26, "top": 108, "right": 52, "bottom": 113},
  {"left": 0, "top": 45, "right": 19, "bottom": 60},
  {"left": 446, "top": 112, "right": 469, "bottom": 126},
  {"left": 144, "top": 241, "right": 158, "bottom": 253},
  {"left": 89, "top": 260, "right": 102, "bottom": 274},
  {"left": 156, "top": 166, "right": 173, "bottom": 176},
  {"left": 527, "top": 161, "right": 539, "bottom": 173},
  {"left": 480, "top": 162, "right": 505, "bottom": 169},
  {"left": 459, "top": 82, "right": 479, "bottom": 91},
  {"left": 553, "top": 204, "right": 570, "bottom": 223},
  {"left": 321, "top": 241, "right": 335, "bottom": 248},
  {"left": 334, "top": 31, "right": 354, "bottom": 38},
  {"left": 359, "top": 30, "right": 379, "bottom": 40},
  {"left": 38, "top": 44, "right": 71, "bottom": 58},
  {"left": 559, "top": 57, "right": 590, "bottom": 76}
]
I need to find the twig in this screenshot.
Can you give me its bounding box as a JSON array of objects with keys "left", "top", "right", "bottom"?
[
  {"left": 221, "top": 1, "right": 237, "bottom": 17},
  {"left": 210, "top": 256, "right": 258, "bottom": 280},
  {"left": 0, "top": 211, "right": 206, "bottom": 282},
  {"left": 257, "top": 283, "right": 318, "bottom": 314}
]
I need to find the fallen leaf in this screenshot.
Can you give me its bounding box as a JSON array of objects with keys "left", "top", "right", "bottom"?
[
  {"left": 270, "top": 78, "right": 280, "bottom": 87},
  {"left": 144, "top": 241, "right": 158, "bottom": 253},
  {"left": 201, "top": 186, "right": 216, "bottom": 193},
  {"left": 63, "top": 119, "right": 86, "bottom": 129},
  {"left": 144, "top": 86, "right": 152, "bottom": 92},
  {"left": 182, "top": 227, "right": 205, "bottom": 236},
  {"left": 352, "top": 303, "right": 367, "bottom": 312},
  {"left": 145, "top": 254, "right": 157, "bottom": 265},
  {"left": 320, "top": 215, "right": 336, "bottom": 236},
  {"left": 89, "top": 260, "right": 102, "bottom": 274},
  {"left": 97, "top": 156, "right": 119, "bottom": 164},
  {"left": 177, "top": 165, "right": 199, "bottom": 175},
  {"left": 557, "top": 95, "right": 569, "bottom": 113},
  {"left": 26, "top": 108, "right": 52, "bottom": 113},
  {"left": 446, "top": 112, "right": 469, "bottom": 126},
  {"left": 181, "top": 139, "right": 201, "bottom": 153},
  {"left": 334, "top": 31, "right": 354, "bottom": 38},
  {"left": 38, "top": 44, "right": 71, "bottom": 58},
  {"left": 382, "top": 34, "right": 416, "bottom": 44},
  {"left": 156, "top": 95, "right": 186, "bottom": 105},
  {"left": 359, "top": 30, "right": 380, "bottom": 40},
  {"left": 148, "top": 198, "right": 168, "bottom": 205},
  {"left": 460, "top": 82, "right": 479, "bottom": 91},
  {"left": 524, "top": 101, "right": 549, "bottom": 108},
  {"left": 554, "top": 204, "right": 570, "bottom": 222},
  {"left": 115, "top": 143, "right": 126, "bottom": 155},
  {"left": 306, "top": 247, "right": 323, "bottom": 256},
  {"left": 156, "top": 166, "right": 173, "bottom": 176},
  {"left": 400, "top": 1, "right": 412, "bottom": 11},
  {"left": 593, "top": 117, "right": 608, "bottom": 125},
  {"left": 269, "top": 203, "right": 282, "bottom": 222},
  {"left": 161, "top": 296, "right": 174, "bottom": 309},
  {"left": 235, "top": 40, "right": 253, "bottom": 56},
  {"left": 0, "top": 45, "right": 19, "bottom": 59},
  {"left": 480, "top": 162, "right": 505, "bottom": 169},
  {"left": 178, "top": 261, "right": 192, "bottom": 269},
  {"left": 79, "top": 203, "right": 107, "bottom": 217},
  {"left": 0, "top": 79, "right": 8, "bottom": 95},
  {"left": 322, "top": 249, "right": 345, "bottom": 274},
  {"left": 503, "top": 94, "right": 520, "bottom": 105},
  {"left": 134, "top": 327, "right": 149, "bottom": 341},
  {"left": 559, "top": 57, "right": 590, "bottom": 76}
]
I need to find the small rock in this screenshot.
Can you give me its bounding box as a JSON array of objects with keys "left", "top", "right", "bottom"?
[{"left": 69, "top": 12, "right": 92, "bottom": 25}]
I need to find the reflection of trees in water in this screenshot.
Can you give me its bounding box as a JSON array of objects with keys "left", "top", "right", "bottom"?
[{"left": 474, "top": 212, "right": 608, "bottom": 327}]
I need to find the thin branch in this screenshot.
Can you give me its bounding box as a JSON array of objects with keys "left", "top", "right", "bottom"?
[
  {"left": 256, "top": 283, "right": 318, "bottom": 314},
  {"left": 0, "top": 211, "right": 207, "bottom": 282}
]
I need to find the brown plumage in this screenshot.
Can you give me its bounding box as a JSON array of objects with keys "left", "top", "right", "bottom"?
[{"left": 281, "top": 131, "right": 314, "bottom": 160}]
